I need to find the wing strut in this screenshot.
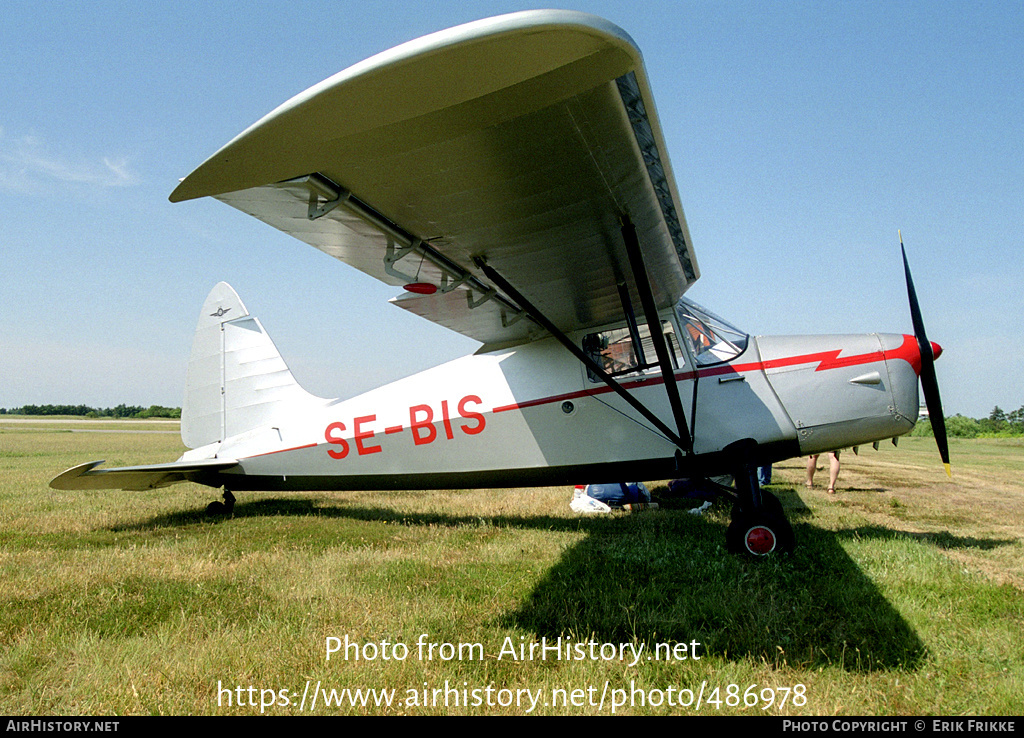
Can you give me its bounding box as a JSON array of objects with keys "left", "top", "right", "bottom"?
[
  {"left": 473, "top": 257, "right": 689, "bottom": 452},
  {"left": 617, "top": 281, "right": 647, "bottom": 366},
  {"left": 620, "top": 218, "right": 695, "bottom": 456}
]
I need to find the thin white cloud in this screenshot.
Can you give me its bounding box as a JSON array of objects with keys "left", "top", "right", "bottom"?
[{"left": 0, "top": 127, "right": 138, "bottom": 194}]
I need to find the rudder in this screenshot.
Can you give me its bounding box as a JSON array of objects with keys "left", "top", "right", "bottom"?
[{"left": 181, "top": 282, "right": 333, "bottom": 449}]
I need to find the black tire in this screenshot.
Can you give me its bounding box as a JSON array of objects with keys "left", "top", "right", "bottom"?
[{"left": 759, "top": 489, "right": 786, "bottom": 519}]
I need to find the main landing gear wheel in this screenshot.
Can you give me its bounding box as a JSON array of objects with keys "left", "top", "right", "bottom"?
[{"left": 726, "top": 491, "right": 795, "bottom": 556}]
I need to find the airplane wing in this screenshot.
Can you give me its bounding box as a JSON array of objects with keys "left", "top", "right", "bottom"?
[
  {"left": 50, "top": 459, "right": 238, "bottom": 491},
  {"left": 170, "top": 10, "right": 699, "bottom": 346}
]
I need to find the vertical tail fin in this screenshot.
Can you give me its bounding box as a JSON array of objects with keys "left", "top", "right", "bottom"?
[{"left": 181, "top": 282, "right": 333, "bottom": 449}]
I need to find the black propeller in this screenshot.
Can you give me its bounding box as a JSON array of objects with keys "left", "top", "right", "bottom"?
[{"left": 900, "top": 232, "right": 951, "bottom": 476}]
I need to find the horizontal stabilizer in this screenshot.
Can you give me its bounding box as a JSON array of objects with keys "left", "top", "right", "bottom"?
[{"left": 49, "top": 459, "right": 238, "bottom": 491}]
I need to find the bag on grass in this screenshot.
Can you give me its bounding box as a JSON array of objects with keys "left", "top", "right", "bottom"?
[{"left": 582, "top": 482, "right": 650, "bottom": 508}]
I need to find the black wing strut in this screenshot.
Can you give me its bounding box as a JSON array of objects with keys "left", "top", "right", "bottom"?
[
  {"left": 619, "top": 217, "right": 695, "bottom": 455},
  {"left": 473, "top": 254, "right": 691, "bottom": 454}
]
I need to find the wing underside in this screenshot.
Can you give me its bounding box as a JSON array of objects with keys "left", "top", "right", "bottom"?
[{"left": 171, "top": 10, "right": 699, "bottom": 346}]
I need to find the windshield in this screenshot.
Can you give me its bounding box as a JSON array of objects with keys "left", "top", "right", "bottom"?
[{"left": 674, "top": 297, "right": 749, "bottom": 366}]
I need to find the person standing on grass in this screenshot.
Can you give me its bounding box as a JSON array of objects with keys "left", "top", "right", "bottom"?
[{"left": 807, "top": 450, "right": 840, "bottom": 494}]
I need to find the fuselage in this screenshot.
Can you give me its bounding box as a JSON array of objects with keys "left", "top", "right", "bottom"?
[{"left": 187, "top": 300, "right": 925, "bottom": 491}]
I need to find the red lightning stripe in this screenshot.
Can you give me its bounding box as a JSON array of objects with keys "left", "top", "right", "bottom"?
[{"left": 493, "top": 334, "right": 922, "bottom": 414}]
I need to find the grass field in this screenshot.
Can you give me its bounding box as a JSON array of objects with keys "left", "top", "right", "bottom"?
[{"left": 1, "top": 420, "right": 1021, "bottom": 715}]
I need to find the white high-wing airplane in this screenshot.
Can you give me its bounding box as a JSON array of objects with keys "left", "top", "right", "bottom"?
[{"left": 51, "top": 11, "right": 948, "bottom": 555}]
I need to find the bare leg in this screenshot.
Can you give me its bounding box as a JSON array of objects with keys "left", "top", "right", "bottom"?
[
  {"left": 806, "top": 455, "right": 818, "bottom": 488},
  {"left": 827, "top": 451, "right": 840, "bottom": 493}
]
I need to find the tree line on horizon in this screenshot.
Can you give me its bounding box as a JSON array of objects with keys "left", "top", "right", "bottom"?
[
  {"left": 911, "top": 405, "right": 1024, "bottom": 439},
  {"left": 1, "top": 404, "right": 181, "bottom": 419}
]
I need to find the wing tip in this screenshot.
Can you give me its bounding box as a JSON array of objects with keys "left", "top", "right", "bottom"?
[{"left": 49, "top": 460, "right": 106, "bottom": 490}]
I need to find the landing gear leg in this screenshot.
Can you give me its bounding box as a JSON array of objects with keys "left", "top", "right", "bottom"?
[
  {"left": 205, "top": 489, "right": 236, "bottom": 518},
  {"left": 726, "top": 462, "right": 794, "bottom": 555}
]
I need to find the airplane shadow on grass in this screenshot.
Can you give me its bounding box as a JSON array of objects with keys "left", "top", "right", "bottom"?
[
  {"left": 108, "top": 484, "right": 1017, "bottom": 673},
  {"left": 502, "top": 488, "right": 923, "bottom": 673}
]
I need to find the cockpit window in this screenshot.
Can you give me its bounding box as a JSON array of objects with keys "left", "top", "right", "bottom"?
[
  {"left": 582, "top": 321, "right": 683, "bottom": 383},
  {"left": 675, "top": 297, "right": 749, "bottom": 366}
]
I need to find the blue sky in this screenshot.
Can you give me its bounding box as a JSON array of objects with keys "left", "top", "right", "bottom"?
[{"left": 1, "top": 0, "right": 1021, "bottom": 419}]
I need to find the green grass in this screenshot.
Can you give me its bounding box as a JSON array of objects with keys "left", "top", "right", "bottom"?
[{"left": 1, "top": 426, "right": 1022, "bottom": 714}]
